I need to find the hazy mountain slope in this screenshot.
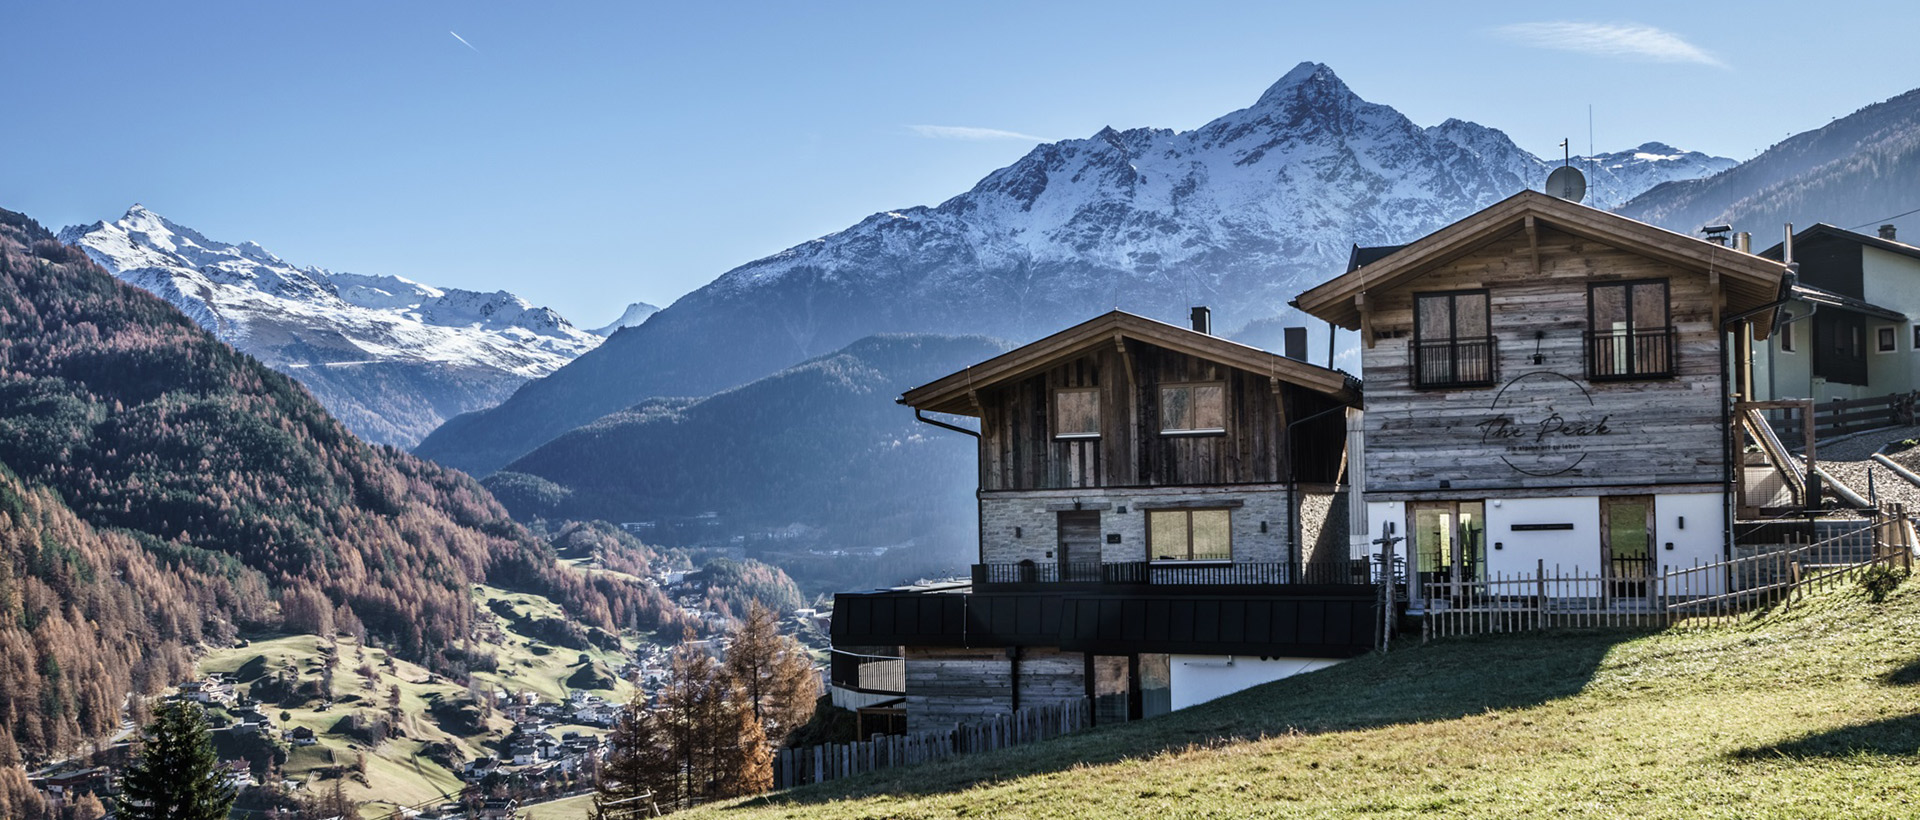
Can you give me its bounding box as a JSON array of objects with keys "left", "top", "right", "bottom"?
[
  {"left": 485, "top": 334, "right": 1008, "bottom": 552},
  {"left": 0, "top": 205, "right": 666, "bottom": 763},
  {"left": 415, "top": 63, "right": 1729, "bottom": 476},
  {"left": 59, "top": 206, "right": 602, "bottom": 447},
  {"left": 1618, "top": 88, "right": 1920, "bottom": 235}
]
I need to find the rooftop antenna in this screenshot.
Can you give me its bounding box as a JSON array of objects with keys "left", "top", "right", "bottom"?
[{"left": 1546, "top": 137, "right": 1587, "bottom": 203}]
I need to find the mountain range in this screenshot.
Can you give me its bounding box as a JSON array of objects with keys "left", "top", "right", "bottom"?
[
  {"left": 59, "top": 206, "right": 603, "bottom": 448},
  {"left": 0, "top": 205, "right": 681, "bottom": 771},
  {"left": 1618, "top": 87, "right": 1920, "bottom": 238},
  {"left": 414, "top": 62, "right": 1734, "bottom": 476}
]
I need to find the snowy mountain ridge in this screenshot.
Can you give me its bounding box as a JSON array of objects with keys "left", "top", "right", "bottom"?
[
  {"left": 415, "top": 62, "right": 1736, "bottom": 475},
  {"left": 60, "top": 205, "right": 603, "bottom": 447}
]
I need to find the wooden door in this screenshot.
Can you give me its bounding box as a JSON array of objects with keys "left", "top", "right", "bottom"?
[
  {"left": 1601, "top": 496, "right": 1654, "bottom": 599},
  {"left": 1057, "top": 511, "right": 1101, "bottom": 579}
]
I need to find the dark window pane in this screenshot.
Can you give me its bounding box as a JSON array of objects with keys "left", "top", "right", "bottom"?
[
  {"left": 1631, "top": 282, "right": 1668, "bottom": 329},
  {"left": 1416, "top": 295, "right": 1451, "bottom": 341},
  {"left": 1456, "top": 293, "right": 1489, "bottom": 337},
  {"left": 1055, "top": 389, "right": 1100, "bottom": 438}
]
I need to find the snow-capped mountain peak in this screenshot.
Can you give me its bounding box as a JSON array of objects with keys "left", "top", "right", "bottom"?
[
  {"left": 592, "top": 301, "right": 660, "bottom": 335},
  {"left": 59, "top": 206, "right": 605, "bottom": 446}
]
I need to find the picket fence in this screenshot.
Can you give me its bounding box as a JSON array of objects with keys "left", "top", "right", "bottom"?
[
  {"left": 773, "top": 698, "right": 1088, "bottom": 790},
  {"left": 1422, "top": 509, "right": 1917, "bottom": 640}
]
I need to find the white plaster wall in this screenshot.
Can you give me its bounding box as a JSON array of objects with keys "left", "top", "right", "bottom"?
[
  {"left": 1483, "top": 496, "right": 1603, "bottom": 576},
  {"left": 1168, "top": 655, "right": 1342, "bottom": 711},
  {"left": 1863, "top": 246, "right": 1920, "bottom": 395},
  {"left": 1360, "top": 501, "right": 1406, "bottom": 560}
]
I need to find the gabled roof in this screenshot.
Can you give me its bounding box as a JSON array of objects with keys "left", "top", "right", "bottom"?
[
  {"left": 898, "top": 310, "right": 1361, "bottom": 416},
  {"left": 1293, "top": 190, "right": 1791, "bottom": 332},
  {"left": 1760, "top": 223, "right": 1920, "bottom": 264}
]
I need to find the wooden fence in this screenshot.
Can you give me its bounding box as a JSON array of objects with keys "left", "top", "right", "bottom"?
[
  {"left": 1422, "top": 510, "right": 1917, "bottom": 640},
  {"left": 1770, "top": 391, "right": 1920, "bottom": 448},
  {"left": 773, "top": 698, "right": 1088, "bottom": 790}
]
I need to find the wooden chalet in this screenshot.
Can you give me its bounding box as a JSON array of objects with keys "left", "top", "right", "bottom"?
[
  {"left": 831, "top": 310, "right": 1372, "bottom": 733},
  {"left": 1292, "top": 190, "right": 1791, "bottom": 609}
]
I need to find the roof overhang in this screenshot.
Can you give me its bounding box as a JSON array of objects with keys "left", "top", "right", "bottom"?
[
  {"left": 1762, "top": 223, "right": 1920, "bottom": 264},
  {"left": 1292, "top": 190, "right": 1791, "bottom": 335},
  {"left": 898, "top": 310, "right": 1361, "bottom": 416},
  {"left": 1791, "top": 284, "right": 1908, "bottom": 322}
]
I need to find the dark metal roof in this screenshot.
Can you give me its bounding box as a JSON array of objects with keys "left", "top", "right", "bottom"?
[
  {"left": 1346, "top": 243, "right": 1409, "bottom": 273},
  {"left": 1790, "top": 283, "right": 1907, "bottom": 321},
  {"left": 1761, "top": 223, "right": 1920, "bottom": 264}
]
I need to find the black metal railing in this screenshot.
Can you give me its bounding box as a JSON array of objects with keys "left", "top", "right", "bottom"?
[
  {"left": 1413, "top": 336, "right": 1497, "bottom": 389},
  {"left": 829, "top": 649, "right": 905, "bottom": 694},
  {"left": 971, "top": 558, "right": 1373, "bottom": 589},
  {"left": 1586, "top": 326, "right": 1675, "bottom": 380}
]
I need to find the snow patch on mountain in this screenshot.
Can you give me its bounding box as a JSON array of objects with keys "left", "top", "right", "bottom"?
[
  {"left": 59, "top": 206, "right": 603, "bottom": 446},
  {"left": 592, "top": 301, "right": 660, "bottom": 335}
]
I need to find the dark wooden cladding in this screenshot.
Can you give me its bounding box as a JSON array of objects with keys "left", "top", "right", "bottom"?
[
  {"left": 977, "top": 339, "right": 1346, "bottom": 491},
  {"left": 832, "top": 588, "right": 1374, "bottom": 658}
]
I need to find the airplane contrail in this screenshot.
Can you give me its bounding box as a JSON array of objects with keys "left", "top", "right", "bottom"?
[{"left": 449, "top": 31, "right": 479, "bottom": 52}]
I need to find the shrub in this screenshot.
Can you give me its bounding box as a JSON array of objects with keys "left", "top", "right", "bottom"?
[{"left": 1859, "top": 564, "right": 1909, "bottom": 603}]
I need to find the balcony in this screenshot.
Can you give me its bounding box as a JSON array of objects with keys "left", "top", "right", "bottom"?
[
  {"left": 1586, "top": 326, "right": 1675, "bottom": 381},
  {"left": 1413, "top": 336, "right": 1497, "bottom": 389},
  {"left": 970, "top": 559, "right": 1373, "bottom": 590}
]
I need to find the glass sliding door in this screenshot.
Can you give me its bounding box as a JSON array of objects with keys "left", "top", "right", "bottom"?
[
  {"left": 1410, "top": 501, "right": 1486, "bottom": 606},
  {"left": 1601, "top": 496, "right": 1654, "bottom": 600}
]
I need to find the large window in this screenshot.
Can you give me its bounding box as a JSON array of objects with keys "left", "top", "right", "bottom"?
[
  {"left": 1147, "top": 508, "right": 1231, "bottom": 561},
  {"left": 1159, "top": 383, "right": 1225, "bottom": 435},
  {"left": 1588, "top": 280, "right": 1674, "bottom": 380},
  {"left": 1413, "top": 290, "right": 1494, "bottom": 388},
  {"left": 1053, "top": 388, "right": 1100, "bottom": 440}
]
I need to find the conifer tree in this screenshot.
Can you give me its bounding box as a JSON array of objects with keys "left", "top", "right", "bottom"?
[
  {"left": 723, "top": 601, "right": 820, "bottom": 747},
  {"left": 117, "top": 701, "right": 236, "bottom": 820},
  {"left": 592, "top": 695, "right": 673, "bottom": 819}
]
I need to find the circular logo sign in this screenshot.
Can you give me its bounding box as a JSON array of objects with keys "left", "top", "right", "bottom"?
[{"left": 1474, "top": 372, "right": 1614, "bottom": 477}]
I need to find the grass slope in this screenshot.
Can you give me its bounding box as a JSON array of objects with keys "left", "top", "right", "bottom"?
[
  {"left": 711, "top": 577, "right": 1920, "bottom": 819},
  {"left": 196, "top": 584, "right": 639, "bottom": 817}
]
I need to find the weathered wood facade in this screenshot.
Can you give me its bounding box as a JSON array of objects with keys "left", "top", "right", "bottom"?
[
  {"left": 976, "top": 341, "right": 1349, "bottom": 490},
  {"left": 1355, "top": 225, "right": 1727, "bottom": 497},
  {"left": 1293, "top": 191, "right": 1791, "bottom": 598}
]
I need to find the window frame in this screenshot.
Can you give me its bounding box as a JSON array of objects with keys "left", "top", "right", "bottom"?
[
  {"left": 1586, "top": 279, "right": 1676, "bottom": 381},
  {"left": 1145, "top": 508, "right": 1233, "bottom": 562},
  {"left": 1876, "top": 325, "right": 1898, "bottom": 354},
  {"left": 1411, "top": 288, "right": 1496, "bottom": 390},
  {"left": 1051, "top": 387, "right": 1102, "bottom": 441},
  {"left": 1157, "top": 381, "right": 1227, "bottom": 437}
]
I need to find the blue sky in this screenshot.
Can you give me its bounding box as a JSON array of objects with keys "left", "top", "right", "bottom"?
[{"left": 2, "top": 1, "right": 1914, "bottom": 328}]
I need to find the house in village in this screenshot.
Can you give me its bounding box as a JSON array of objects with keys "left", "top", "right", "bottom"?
[
  {"left": 1750, "top": 223, "right": 1920, "bottom": 403},
  {"left": 831, "top": 310, "right": 1372, "bottom": 732},
  {"left": 1293, "top": 190, "right": 1791, "bottom": 606}
]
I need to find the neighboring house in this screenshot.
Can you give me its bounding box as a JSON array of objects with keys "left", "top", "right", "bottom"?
[
  {"left": 833, "top": 310, "right": 1370, "bottom": 733},
  {"left": 1752, "top": 223, "right": 1920, "bottom": 403},
  {"left": 1293, "top": 190, "right": 1789, "bottom": 608},
  {"left": 177, "top": 675, "right": 235, "bottom": 706}
]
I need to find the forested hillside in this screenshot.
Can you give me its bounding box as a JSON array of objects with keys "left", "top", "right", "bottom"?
[
  {"left": 0, "top": 207, "right": 678, "bottom": 767},
  {"left": 485, "top": 334, "right": 1007, "bottom": 556}
]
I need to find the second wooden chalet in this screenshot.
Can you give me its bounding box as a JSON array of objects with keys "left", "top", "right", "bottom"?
[
  {"left": 831, "top": 310, "right": 1369, "bottom": 732},
  {"left": 1293, "top": 190, "right": 1791, "bottom": 609}
]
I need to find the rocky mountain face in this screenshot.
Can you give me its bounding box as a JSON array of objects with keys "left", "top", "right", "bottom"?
[
  {"left": 414, "top": 62, "right": 1731, "bottom": 476},
  {"left": 593, "top": 301, "right": 661, "bottom": 335},
  {"left": 1618, "top": 88, "right": 1920, "bottom": 237},
  {"left": 59, "top": 206, "right": 602, "bottom": 447}
]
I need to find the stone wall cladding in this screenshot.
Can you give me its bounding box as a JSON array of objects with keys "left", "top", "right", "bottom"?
[{"left": 979, "top": 484, "right": 1293, "bottom": 565}]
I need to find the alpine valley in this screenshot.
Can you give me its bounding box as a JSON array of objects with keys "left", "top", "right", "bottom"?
[
  {"left": 60, "top": 206, "right": 604, "bottom": 448},
  {"left": 413, "top": 63, "right": 1735, "bottom": 478}
]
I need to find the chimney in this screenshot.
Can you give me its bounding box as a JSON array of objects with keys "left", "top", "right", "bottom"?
[
  {"left": 1700, "top": 224, "right": 1732, "bottom": 246},
  {"left": 1881, "top": 224, "right": 1899, "bottom": 241},
  {"left": 1783, "top": 223, "right": 1795, "bottom": 266},
  {"left": 1734, "top": 232, "right": 1751, "bottom": 253},
  {"left": 1189, "top": 306, "right": 1212, "bottom": 335},
  {"left": 1283, "top": 327, "right": 1308, "bottom": 361}
]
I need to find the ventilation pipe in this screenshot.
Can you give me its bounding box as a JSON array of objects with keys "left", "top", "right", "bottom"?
[
  {"left": 1283, "top": 327, "right": 1308, "bottom": 361},
  {"left": 1882, "top": 224, "right": 1899, "bottom": 241},
  {"left": 1190, "top": 306, "right": 1212, "bottom": 335},
  {"left": 1734, "top": 232, "right": 1751, "bottom": 253}
]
